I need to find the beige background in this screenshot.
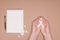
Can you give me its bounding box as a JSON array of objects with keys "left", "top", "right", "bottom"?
[{"left": 0, "top": 0, "right": 60, "bottom": 40}]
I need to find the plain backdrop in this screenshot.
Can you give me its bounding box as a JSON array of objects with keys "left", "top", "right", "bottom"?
[{"left": 0, "top": 0, "right": 60, "bottom": 40}]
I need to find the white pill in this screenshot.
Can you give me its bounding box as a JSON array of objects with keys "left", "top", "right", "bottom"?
[
  {"left": 25, "top": 30, "right": 28, "bottom": 33},
  {"left": 20, "top": 32, "right": 24, "bottom": 36},
  {"left": 38, "top": 18, "right": 44, "bottom": 28},
  {"left": 17, "top": 35, "right": 20, "bottom": 38},
  {"left": 24, "top": 25, "right": 26, "bottom": 28}
]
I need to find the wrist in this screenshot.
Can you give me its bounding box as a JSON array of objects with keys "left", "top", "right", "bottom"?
[
  {"left": 44, "top": 33, "right": 52, "bottom": 40},
  {"left": 29, "top": 32, "right": 37, "bottom": 40}
]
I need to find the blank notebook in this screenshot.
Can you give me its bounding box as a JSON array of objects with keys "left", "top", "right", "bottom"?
[{"left": 6, "top": 10, "right": 24, "bottom": 35}]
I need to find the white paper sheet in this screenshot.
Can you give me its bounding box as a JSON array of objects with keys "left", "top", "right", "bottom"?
[{"left": 6, "top": 10, "right": 24, "bottom": 35}]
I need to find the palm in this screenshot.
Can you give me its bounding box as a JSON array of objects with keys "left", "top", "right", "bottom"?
[{"left": 32, "top": 17, "right": 41, "bottom": 35}]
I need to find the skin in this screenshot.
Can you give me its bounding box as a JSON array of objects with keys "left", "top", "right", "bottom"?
[{"left": 29, "top": 16, "right": 52, "bottom": 40}]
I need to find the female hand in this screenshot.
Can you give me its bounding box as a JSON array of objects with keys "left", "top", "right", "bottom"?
[
  {"left": 39, "top": 17, "right": 52, "bottom": 40},
  {"left": 29, "top": 16, "right": 41, "bottom": 40}
]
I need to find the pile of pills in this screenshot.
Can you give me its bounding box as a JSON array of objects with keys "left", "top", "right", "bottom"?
[{"left": 38, "top": 18, "right": 44, "bottom": 28}]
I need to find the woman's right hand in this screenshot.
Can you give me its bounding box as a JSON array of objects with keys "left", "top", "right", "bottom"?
[{"left": 39, "top": 17, "right": 52, "bottom": 40}]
